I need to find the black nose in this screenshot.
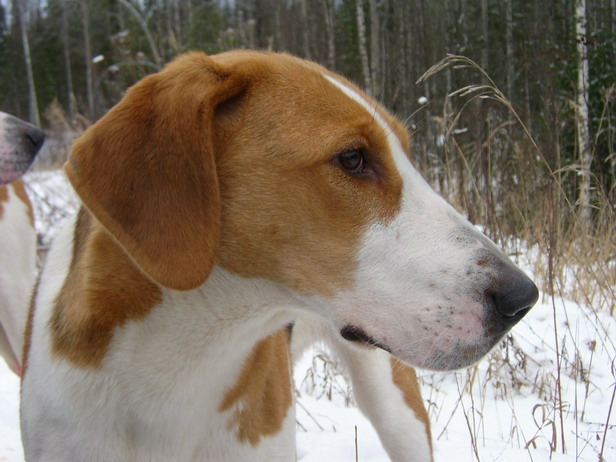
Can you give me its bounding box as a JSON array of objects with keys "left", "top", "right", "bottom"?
[
  {"left": 489, "top": 277, "right": 539, "bottom": 322},
  {"left": 24, "top": 126, "right": 45, "bottom": 154}
]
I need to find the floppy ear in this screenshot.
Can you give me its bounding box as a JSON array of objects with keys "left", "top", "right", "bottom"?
[{"left": 64, "top": 52, "right": 247, "bottom": 291}]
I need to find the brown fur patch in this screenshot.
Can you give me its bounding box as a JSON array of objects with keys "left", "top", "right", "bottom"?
[
  {"left": 0, "top": 185, "right": 8, "bottom": 219},
  {"left": 20, "top": 276, "right": 40, "bottom": 377},
  {"left": 219, "top": 329, "right": 293, "bottom": 446},
  {"left": 0, "top": 181, "right": 34, "bottom": 225},
  {"left": 12, "top": 180, "right": 34, "bottom": 227},
  {"left": 390, "top": 357, "right": 433, "bottom": 454},
  {"left": 49, "top": 208, "right": 163, "bottom": 368},
  {"left": 212, "top": 52, "right": 404, "bottom": 297}
]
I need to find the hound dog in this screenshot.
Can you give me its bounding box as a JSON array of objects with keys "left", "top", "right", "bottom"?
[
  {"left": 21, "top": 51, "right": 538, "bottom": 462},
  {"left": 0, "top": 111, "right": 44, "bottom": 375}
]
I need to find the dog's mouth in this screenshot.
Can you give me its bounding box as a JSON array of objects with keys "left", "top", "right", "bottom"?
[{"left": 340, "top": 325, "right": 392, "bottom": 353}]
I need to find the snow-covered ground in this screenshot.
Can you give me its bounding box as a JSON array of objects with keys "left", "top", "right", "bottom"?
[{"left": 0, "top": 170, "right": 614, "bottom": 461}]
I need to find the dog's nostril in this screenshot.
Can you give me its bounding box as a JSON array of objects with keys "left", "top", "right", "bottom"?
[
  {"left": 490, "top": 278, "right": 539, "bottom": 321},
  {"left": 25, "top": 127, "right": 45, "bottom": 153},
  {"left": 514, "top": 306, "right": 532, "bottom": 319}
]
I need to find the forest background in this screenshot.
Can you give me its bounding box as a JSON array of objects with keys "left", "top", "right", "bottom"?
[
  {"left": 0, "top": 1, "right": 615, "bottom": 459},
  {"left": 0, "top": 0, "right": 614, "bottom": 252}
]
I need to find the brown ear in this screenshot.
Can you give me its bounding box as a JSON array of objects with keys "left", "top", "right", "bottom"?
[{"left": 64, "top": 52, "right": 247, "bottom": 291}]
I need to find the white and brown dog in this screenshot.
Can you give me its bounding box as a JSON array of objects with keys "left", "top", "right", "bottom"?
[
  {"left": 21, "top": 51, "right": 538, "bottom": 462},
  {"left": 0, "top": 111, "right": 44, "bottom": 375}
]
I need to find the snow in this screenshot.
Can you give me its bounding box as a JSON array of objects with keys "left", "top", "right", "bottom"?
[{"left": 0, "top": 170, "right": 614, "bottom": 461}]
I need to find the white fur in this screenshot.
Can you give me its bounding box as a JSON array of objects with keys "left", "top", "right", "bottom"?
[
  {"left": 0, "top": 183, "right": 36, "bottom": 374},
  {"left": 22, "top": 214, "right": 300, "bottom": 461}
]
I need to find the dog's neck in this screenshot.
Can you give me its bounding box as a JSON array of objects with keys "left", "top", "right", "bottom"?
[
  {"left": 172, "top": 266, "right": 300, "bottom": 331},
  {"left": 49, "top": 207, "right": 299, "bottom": 370},
  {"left": 148, "top": 267, "right": 300, "bottom": 368}
]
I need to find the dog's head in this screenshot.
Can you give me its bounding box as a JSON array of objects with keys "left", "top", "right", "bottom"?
[
  {"left": 0, "top": 111, "right": 45, "bottom": 185},
  {"left": 65, "top": 51, "right": 538, "bottom": 371}
]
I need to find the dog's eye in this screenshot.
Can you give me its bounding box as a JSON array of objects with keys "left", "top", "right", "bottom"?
[{"left": 337, "top": 150, "right": 365, "bottom": 174}]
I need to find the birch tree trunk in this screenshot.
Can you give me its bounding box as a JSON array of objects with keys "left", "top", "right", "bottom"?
[
  {"left": 575, "top": 0, "right": 592, "bottom": 226},
  {"left": 16, "top": 0, "right": 40, "bottom": 126},
  {"left": 355, "top": 0, "right": 372, "bottom": 95}
]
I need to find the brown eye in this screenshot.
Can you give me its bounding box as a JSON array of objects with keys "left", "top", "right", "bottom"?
[{"left": 337, "top": 150, "right": 365, "bottom": 173}]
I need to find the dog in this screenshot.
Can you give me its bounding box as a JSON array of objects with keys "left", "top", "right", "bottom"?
[
  {"left": 21, "top": 51, "right": 538, "bottom": 462},
  {"left": 0, "top": 111, "right": 44, "bottom": 375}
]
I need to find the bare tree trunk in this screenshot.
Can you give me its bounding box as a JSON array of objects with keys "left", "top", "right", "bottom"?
[
  {"left": 173, "top": 0, "right": 181, "bottom": 48},
  {"left": 300, "top": 0, "right": 311, "bottom": 59},
  {"left": 16, "top": 0, "right": 40, "bottom": 126},
  {"left": 612, "top": 0, "right": 616, "bottom": 56},
  {"left": 406, "top": 1, "right": 416, "bottom": 110},
  {"left": 117, "top": 0, "right": 163, "bottom": 69},
  {"left": 396, "top": 0, "right": 409, "bottom": 111},
  {"left": 166, "top": 0, "right": 175, "bottom": 52},
  {"left": 186, "top": 0, "right": 193, "bottom": 44},
  {"left": 575, "top": 0, "right": 592, "bottom": 227},
  {"left": 61, "top": 0, "right": 76, "bottom": 122},
  {"left": 481, "top": 0, "right": 489, "bottom": 73},
  {"left": 322, "top": 0, "right": 336, "bottom": 69},
  {"left": 355, "top": 0, "right": 372, "bottom": 95},
  {"left": 505, "top": 0, "right": 514, "bottom": 102},
  {"left": 237, "top": 4, "right": 246, "bottom": 47},
  {"left": 369, "top": 0, "right": 380, "bottom": 97},
  {"left": 79, "top": 0, "right": 95, "bottom": 120},
  {"left": 273, "top": 0, "right": 282, "bottom": 51},
  {"left": 238, "top": 0, "right": 256, "bottom": 49}
]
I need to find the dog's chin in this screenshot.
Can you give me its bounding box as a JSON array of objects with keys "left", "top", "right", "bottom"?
[
  {"left": 413, "top": 343, "right": 497, "bottom": 371},
  {"left": 398, "top": 331, "right": 511, "bottom": 371},
  {"left": 339, "top": 324, "right": 505, "bottom": 372}
]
